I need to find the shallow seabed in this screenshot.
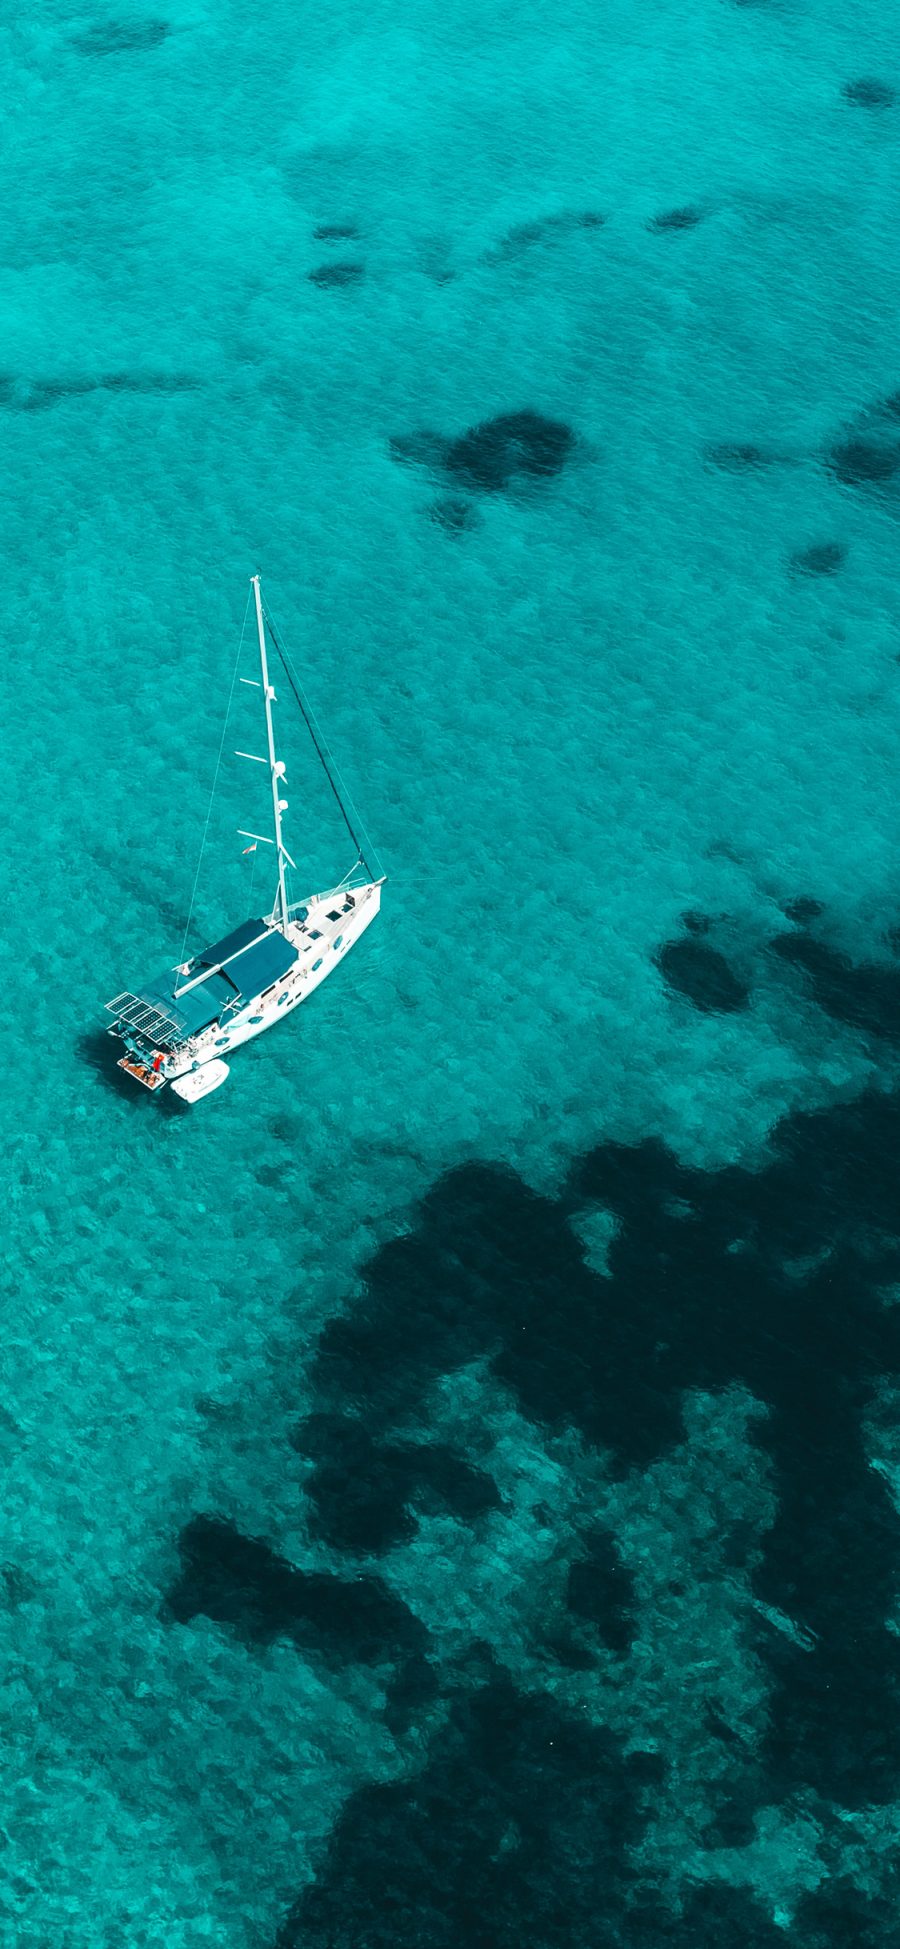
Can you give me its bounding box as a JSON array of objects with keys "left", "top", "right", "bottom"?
[{"left": 4, "top": 0, "right": 900, "bottom": 1940}]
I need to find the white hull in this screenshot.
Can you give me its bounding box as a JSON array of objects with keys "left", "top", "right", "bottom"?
[
  {"left": 171, "top": 1059, "right": 230, "bottom": 1103},
  {"left": 161, "top": 877, "right": 381, "bottom": 1089}
]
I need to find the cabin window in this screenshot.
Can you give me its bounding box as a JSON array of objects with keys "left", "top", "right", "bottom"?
[
  {"left": 326, "top": 909, "right": 342, "bottom": 921},
  {"left": 312, "top": 958, "right": 323, "bottom": 971},
  {"left": 333, "top": 936, "right": 343, "bottom": 950},
  {"left": 215, "top": 1038, "right": 229, "bottom": 1047},
  {"left": 310, "top": 930, "right": 322, "bottom": 940},
  {"left": 249, "top": 1015, "right": 263, "bottom": 1024}
]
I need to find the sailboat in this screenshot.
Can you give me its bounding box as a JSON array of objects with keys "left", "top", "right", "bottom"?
[{"left": 104, "top": 575, "right": 384, "bottom": 1103}]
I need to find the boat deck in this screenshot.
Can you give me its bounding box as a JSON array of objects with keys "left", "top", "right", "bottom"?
[{"left": 117, "top": 1055, "right": 166, "bottom": 1092}]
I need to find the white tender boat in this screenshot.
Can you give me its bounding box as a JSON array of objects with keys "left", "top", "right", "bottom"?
[
  {"left": 105, "top": 575, "right": 384, "bottom": 1101},
  {"left": 170, "top": 1060, "right": 230, "bottom": 1104}
]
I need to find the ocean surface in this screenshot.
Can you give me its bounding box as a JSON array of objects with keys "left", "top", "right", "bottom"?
[{"left": 3, "top": 0, "right": 900, "bottom": 1940}]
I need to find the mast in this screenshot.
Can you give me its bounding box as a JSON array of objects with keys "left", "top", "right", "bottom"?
[{"left": 252, "top": 574, "right": 289, "bottom": 929}]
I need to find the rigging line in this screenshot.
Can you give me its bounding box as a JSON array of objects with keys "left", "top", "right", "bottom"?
[
  {"left": 263, "top": 607, "right": 377, "bottom": 877},
  {"left": 263, "top": 605, "right": 367, "bottom": 866},
  {"left": 179, "top": 585, "right": 254, "bottom": 965}
]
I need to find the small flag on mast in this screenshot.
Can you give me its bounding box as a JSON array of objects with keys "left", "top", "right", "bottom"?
[{"left": 242, "top": 843, "right": 258, "bottom": 855}]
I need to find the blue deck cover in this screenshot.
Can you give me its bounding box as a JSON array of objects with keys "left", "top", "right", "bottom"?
[
  {"left": 197, "top": 917, "right": 269, "bottom": 967},
  {"left": 133, "top": 969, "right": 235, "bottom": 1040},
  {"left": 195, "top": 916, "right": 301, "bottom": 994},
  {"left": 128, "top": 923, "right": 298, "bottom": 1046},
  {"left": 224, "top": 929, "right": 298, "bottom": 995}
]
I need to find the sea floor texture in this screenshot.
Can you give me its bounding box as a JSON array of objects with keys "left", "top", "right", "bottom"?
[{"left": 4, "top": 0, "right": 900, "bottom": 1941}]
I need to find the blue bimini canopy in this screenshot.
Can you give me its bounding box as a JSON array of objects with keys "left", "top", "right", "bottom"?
[
  {"left": 194, "top": 917, "right": 299, "bottom": 997},
  {"left": 224, "top": 928, "right": 298, "bottom": 996},
  {"left": 106, "top": 922, "right": 299, "bottom": 1049},
  {"left": 142, "top": 970, "right": 235, "bottom": 1039},
  {"left": 197, "top": 917, "right": 270, "bottom": 967}
]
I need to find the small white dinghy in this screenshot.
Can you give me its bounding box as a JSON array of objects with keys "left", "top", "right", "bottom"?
[
  {"left": 170, "top": 1060, "right": 230, "bottom": 1104},
  {"left": 104, "top": 574, "right": 384, "bottom": 1104}
]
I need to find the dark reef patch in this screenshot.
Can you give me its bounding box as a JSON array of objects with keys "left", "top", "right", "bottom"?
[
  {"left": 390, "top": 411, "right": 574, "bottom": 497},
  {"left": 312, "top": 222, "right": 359, "bottom": 241},
  {"left": 576, "top": 1107, "right": 900, "bottom": 1809},
  {"left": 167, "top": 1515, "right": 427, "bottom": 1666},
  {"left": 0, "top": 371, "right": 195, "bottom": 411},
  {"left": 488, "top": 210, "right": 605, "bottom": 262},
  {"left": 304, "top": 1049, "right": 900, "bottom": 1811},
  {"left": 824, "top": 390, "right": 900, "bottom": 498},
  {"left": 428, "top": 495, "right": 479, "bottom": 534},
  {"left": 789, "top": 541, "right": 847, "bottom": 576},
  {"left": 647, "top": 205, "right": 703, "bottom": 232},
  {"left": 274, "top": 1665, "right": 785, "bottom": 1946},
  {"left": 843, "top": 77, "right": 897, "bottom": 108},
  {"left": 71, "top": 17, "right": 169, "bottom": 53},
  {"left": 443, "top": 410, "right": 574, "bottom": 494},
  {"left": 255, "top": 1159, "right": 290, "bottom": 1189},
  {"left": 102, "top": 370, "right": 196, "bottom": 395},
  {"left": 307, "top": 1159, "right": 661, "bottom": 1462},
  {"left": 1, "top": 1563, "right": 37, "bottom": 1609},
  {"left": 771, "top": 930, "right": 900, "bottom": 1040},
  {"left": 275, "top": 1673, "right": 648, "bottom": 1949},
  {"left": 0, "top": 374, "right": 96, "bottom": 410},
  {"left": 641, "top": 1885, "right": 787, "bottom": 1947},
  {"left": 292, "top": 1412, "right": 501, "bottom": 1555},
  {"left": 782, "top": 896, "right": 824, "bottom": 925},
  {"left": 701, "top": 1780, "right": 760, "bottom": 1849},
  {"left": 382, "top": 1650, "right": 442, "bottom": 1736},
  {"left": 656, "top": 937, "right": 750, "bottom": 1013},
  {"left": 827, "top": 437, "right": 900, "bottom": 486},
  {"left": 565, "top": 1527, "right": 637, "bottom": 1654},
  {"left": 796, "top": 1872, "right": 900, "bottom": 1948},
  {"left": 308, "top": 261, "right": 364, "bottom": 288}
]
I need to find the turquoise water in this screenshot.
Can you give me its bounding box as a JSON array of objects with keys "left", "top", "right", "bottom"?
[{"left": 5, "top": 0, "right": 900, "bottom": 1940}]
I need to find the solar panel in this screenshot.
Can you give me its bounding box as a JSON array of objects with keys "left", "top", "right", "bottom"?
[{"left": 105, "top": 992, "right": 182, "bottom": 1042}]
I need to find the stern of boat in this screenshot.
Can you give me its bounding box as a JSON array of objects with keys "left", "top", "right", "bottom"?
[{"left": 117, "top": 1053, "right": 167, "bottom": 1091}]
